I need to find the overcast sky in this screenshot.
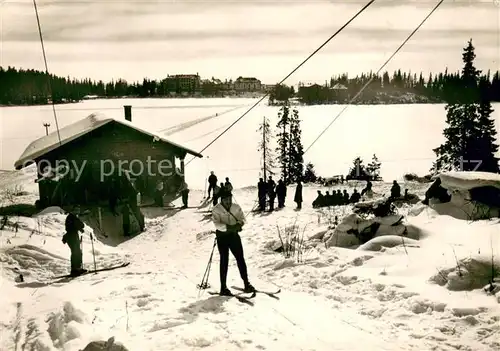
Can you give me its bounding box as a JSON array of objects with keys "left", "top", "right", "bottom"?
[{"left": 1, "top": 0, "right": 499, "bottom": 84}]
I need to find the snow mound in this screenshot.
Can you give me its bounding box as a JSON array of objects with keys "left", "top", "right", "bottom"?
[
  {"left": 357, "top": 235, "right": 420, "bottom": 252},
  {"left": 323, "top": 212, "right": 422, "bottom": 248},
  {"left": 440, "top": 171, "right": 500, "bottom": 191},
  {"left": 428, "top": 172, "right": 500, "bottom": 220},
  {"left": 429, "top": 256, "right": 500, "bottom": 292}
]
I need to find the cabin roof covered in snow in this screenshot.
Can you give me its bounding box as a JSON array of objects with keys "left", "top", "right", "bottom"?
[
  {"left": 439, "top": 171, "right": 500, "bottom": 191},
  {"left": 14, "top": 113, "right": 203, "bottom": 169}
]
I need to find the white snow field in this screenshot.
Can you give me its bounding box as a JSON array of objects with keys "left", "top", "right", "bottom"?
[{"left": 0, "top": 99, "right": 499, "bottom": 350}]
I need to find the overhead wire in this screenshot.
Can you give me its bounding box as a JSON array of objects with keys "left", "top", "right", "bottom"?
[
  {"left": 303, "top": 0, "right": 445, "bottom": 155},
  {"left": 183, "top": 0, "right": 377, "bottom": 167},
  {"left": 33, "top": 0, "right": 62, "bottom": 145}
]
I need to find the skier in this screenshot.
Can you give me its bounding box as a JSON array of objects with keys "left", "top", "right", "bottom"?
[
  {"left": 211, "top": 190, "right": 255, "bottom": 296},
  {"left": 294, "top": 180, "right": 303, "bottom": 209},
  {"left": 224, "top": 177, "right": 233, "bottom": 192},
  {"left": 257, "top": 178, "right": 267, "bottom": 211},
  {"left": 62, "top": 212, "right": 87, "bottom": 277},
  {"left": 207, "top": 171, "right": 218, "bottom": 198},
  {"left": 276, "top": 179, "right": 287, "bottom": 208},
  {"left": 267, "top": 176, "right": 276, "bottom": 212},
  {"left": 179, "top": 180, "right": 190, "bottom": 208}
]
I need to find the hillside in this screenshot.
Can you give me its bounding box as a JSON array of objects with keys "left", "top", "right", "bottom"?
[{"left": 1, "top": 170, "right": 499, "bottom": 351}]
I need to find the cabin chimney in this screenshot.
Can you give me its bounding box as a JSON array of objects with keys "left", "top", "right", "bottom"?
[{"left": 124, "top": 105, "right": 132, "bottom": 122}]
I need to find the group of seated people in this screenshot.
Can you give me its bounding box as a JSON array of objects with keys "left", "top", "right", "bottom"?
[{"left": 312, "top": 189, "right": 362, "bottom": 208}]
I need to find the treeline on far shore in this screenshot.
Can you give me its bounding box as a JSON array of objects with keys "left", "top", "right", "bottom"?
[{"left": 1, "top": 65, "right": 500, "bottom": 107}]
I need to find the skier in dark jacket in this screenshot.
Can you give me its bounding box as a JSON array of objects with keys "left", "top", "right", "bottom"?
[
  {"left": 207, "top": 171, "right": 218, "bottom": 198},
  {"left": 276, "top": 179, "right": 287, "bottom": 208},
  {"left": 267, "top": 176, "right": 276, "bottom": 211},
  {"left": 294, "top": 180, "right": 303, "bottom": 209},
  {"left": 257, "top": 178, "right": 267, "bottom": 211},
  {"left": 62, "top": 212, "right": 86, "bottom": 276}
]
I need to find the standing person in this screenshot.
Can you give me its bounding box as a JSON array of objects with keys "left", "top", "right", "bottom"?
[
  {"left": 224, "top": 177, "right": 233, "bottom": 192},
  {"left": 62, "top": 212, "right": 87, "bottom": 277},
  {"left": 390, "top": 180, "right": 401, "bottom": 199},
  {"left": 294, "top": 180, "right": 303, "bottom": 209},
  {"left": 211, "top": 190, "right": 255, "bottom": 296},
  {"left": 212, "top": 183, "right": 222, "bottom": 206},
  {"left": 207, "top": 171, "right": 218, "bottom": 198},
  {"left": 257, "top": 178, "right": 267, "bottom": 212},
  {"left": 361, "top": 180, "right": 372, "bottom": 197},
  {"left": 154, "top": 179, "right": 164, "bottom": 207},
  {"left": 276, "top": 179, "right": 287, "bottom": 208},
  {"left": 267, "top": 176, "right": 276, "bottom": 212},
  {"left": 179, "top": 180, "right": 190, "bottom": 208}
]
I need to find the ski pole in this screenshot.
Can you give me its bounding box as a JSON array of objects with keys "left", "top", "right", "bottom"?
[
  {"left": 90, "top": 233, "right": 97, "bottom": 273},
  {"left": 198, "top": 237, "right": 217, "bottom": 290}
]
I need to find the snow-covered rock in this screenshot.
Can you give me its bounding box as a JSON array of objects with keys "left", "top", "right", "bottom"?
[{"left": 429, "top": 171, "right": 500, "bottom": 220}]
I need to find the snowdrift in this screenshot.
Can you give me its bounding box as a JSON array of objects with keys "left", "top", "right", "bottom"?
[{"left": 428, "top": 171, "right": 500, "bottom": 220}]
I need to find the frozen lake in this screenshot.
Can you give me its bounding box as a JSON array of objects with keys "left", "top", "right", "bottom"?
[{"left": 1, "top": 98, "right": 499, "bottom": 190}]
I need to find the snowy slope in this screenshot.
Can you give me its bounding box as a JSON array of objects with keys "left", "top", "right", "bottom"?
[{"left": 1, "top": 174, "right": 499, "bottom": 351}]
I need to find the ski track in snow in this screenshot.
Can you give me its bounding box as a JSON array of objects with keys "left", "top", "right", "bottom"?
[{"left": 1, "top": 181, "right": 500, "bottom": 351}]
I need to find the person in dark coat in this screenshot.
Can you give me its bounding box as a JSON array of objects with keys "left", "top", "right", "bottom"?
[
  {"left": 276, "top": 179, "right": 287, "bottom": 208},
  {"left": 207, "top": 171, "right": 218, "bottom": 198},
  {"left": 343, "top": 189, "right": 350, "bottom": 204},
  {"left": 257, "top": 178, "right": 267, "bottom": 211},
  {"left": 179, "top": 180, "right": 190, "bottom": 208},
  {"left": 336, "top": 190, "right": 343, "bottom": 205},
  {"left": 350, "top": 189, "right": 361, "bottom": 203},
  {"left": 224, "top": 177, "right": 233, "bottom": 192},
  {"left": 213, "top": 182, "right": 223, "bottom": 206},
  {"left": 267, "top": 176, "right": 276, "bottom": 211},
  {"left": 324, "top": 191, "right": 333, "bottom": 206},
  {"left": 294, "top": 180, "right": 303, "bottom": 209},
  {"left": 390, "top": 180, "right": 401, "bottom": 199},
  {"left": 62, "top": 212, "right": 86, "bottom": 276},
  {"left": 312, "top": 190, "right": 324, "bottom": 208}
]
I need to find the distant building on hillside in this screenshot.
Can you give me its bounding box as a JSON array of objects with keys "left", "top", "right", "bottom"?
[
  {"left": 164, "top": 74, "right": 201, "bottom": 95},
  {"left": 234, "top": 77, "right": 262, "bottom": 92}
]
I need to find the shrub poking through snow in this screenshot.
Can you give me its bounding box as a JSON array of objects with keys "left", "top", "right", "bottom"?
[{"left": 275, "top": 219, "right": 308, "bottom": 263}]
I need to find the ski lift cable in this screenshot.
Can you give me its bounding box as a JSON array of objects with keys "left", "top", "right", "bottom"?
[
  {"left": 303, "top": 0, "right": 445, "bottom": 155},
  {"left": 33, "top": 0, "right": 62, "bottom": 146},
  {"left": 184, "top": 0, "right": 377, "bottom": 167}
]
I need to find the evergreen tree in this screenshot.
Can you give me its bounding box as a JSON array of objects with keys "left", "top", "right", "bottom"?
[
  {"left": 366, "top": 154, "right": 382, "bottom": 181},
  {"left": 347, "top": 157, "right": 369, "bottom": 180},
  {"left": 276, "top": 102, "right": 291, "bottom": 183},
  {"left": 257, "top": 116, "right": 276, "bottom": 179},
  {"left": 303, "top": 162, "right": 317, "bottom": 183},
  {"left": 287, "top": 107, "right": 304, "bottom": 184},
  {"left": 432, "top": 39, "right": 499, "bottom": 173}
]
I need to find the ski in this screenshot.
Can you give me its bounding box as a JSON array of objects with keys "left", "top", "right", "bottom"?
[
  {"left": 207, "top": 291, "right": 256, "bottom": 305},
  {"left": 231, "top": 286, "right": 281, "bottom": 299},
  {"left": 50, "top": 262, "right": 130, "bottom": 280}
]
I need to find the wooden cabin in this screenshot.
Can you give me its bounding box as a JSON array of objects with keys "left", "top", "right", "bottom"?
[{"left": 14, "top": 109, "right": 203, "bottom": 239}]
